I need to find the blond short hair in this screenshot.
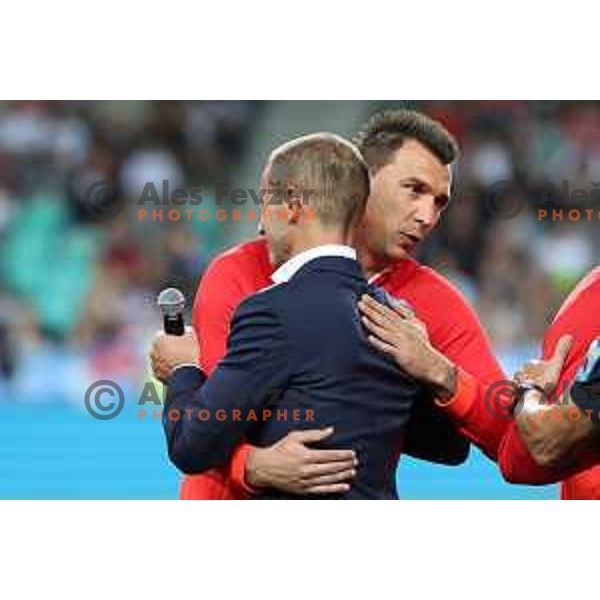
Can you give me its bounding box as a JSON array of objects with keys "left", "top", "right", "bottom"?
[{"left": 268, "top": 133, "right": 370, "bottom": 232}]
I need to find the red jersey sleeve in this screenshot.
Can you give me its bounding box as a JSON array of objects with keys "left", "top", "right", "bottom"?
[
  {"left": 419, "top": 272, "right": 511, "bottom": 460},
  {"left": 382, "top": 263, "right": 513, "bottom": 460},
  {"left": 497, "top": 268, "right": 600, "bottom": 485}
]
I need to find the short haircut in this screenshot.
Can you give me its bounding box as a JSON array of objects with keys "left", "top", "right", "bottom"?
[
  {"left": 353, "top": 109, "right": 458, "bottom": 173},
  {"left": 268, "top": 133, "right": 370, "bottom": 232}
]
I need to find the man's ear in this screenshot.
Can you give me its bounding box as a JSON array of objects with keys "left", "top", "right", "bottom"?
[
  {"left": 286, "top": 183, "right": 303, "bottom": 224},
  {"left": 287, "top": 205, "right": 304, "bottom": 224}
]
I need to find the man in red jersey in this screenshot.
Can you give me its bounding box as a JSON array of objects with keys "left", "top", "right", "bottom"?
[
  {"left": 498, "top": 268, "right": 600, "bottom": 498},
  {"left": 179, "top": 109, "right": 521, "bottom": 500},
  {"left": 359, "top": 264, "right": 600, "bottom": 499},
  {"left": 508, "top": 333, "right": 600, "bottom": 479}
]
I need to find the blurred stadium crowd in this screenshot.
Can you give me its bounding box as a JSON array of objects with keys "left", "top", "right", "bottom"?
[
  {"left": 0, "top": 100, "right": 597, "bottom": 404},
  {"left": 0, "top": 100, "right": 257, "bottom": 403}
]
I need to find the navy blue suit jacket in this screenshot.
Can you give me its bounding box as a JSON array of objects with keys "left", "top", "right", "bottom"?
[{"left": 164, "top": 256, "right": 467, "bottom": 499}]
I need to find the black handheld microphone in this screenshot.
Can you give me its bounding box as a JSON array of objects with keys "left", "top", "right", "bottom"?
[{"left": 157, "top": 288, "right": 186, "bottom": 336}]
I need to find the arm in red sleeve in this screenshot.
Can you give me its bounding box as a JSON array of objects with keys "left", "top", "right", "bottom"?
[
  {"left": 496, "top": 342, "right": 580, "bottom": 484},
  {"left": 423, "top": 275, "right": 511, "bottom": 461},
  {"left": 497, "top": 420, "right": 576, "bottom": 485},
  {"left": 497, "top": 270, "right": 600, "bottom": 484},
  {"left": 497, "top": 414, "right": 600, "bottom": 485}
]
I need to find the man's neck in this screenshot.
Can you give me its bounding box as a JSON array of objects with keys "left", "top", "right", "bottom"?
[
  {"left": 287, "top": 228, "right": 349, "bottom": 261},
  {"left": 352, "top": 228, "right": 389, "bottom": 279},
  {"left": 272, "top": 230, "right": 356, "bottom": 284},
  {"left": 350, "top": 225, "right": 379, "bottom": 279},
  {"left": 356, "top": 246, "right": 387, "bottom": 280}
]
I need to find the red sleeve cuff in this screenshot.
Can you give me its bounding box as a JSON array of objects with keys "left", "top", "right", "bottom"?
[
  {"left": 434, "top": 367, "right": 478, "bottom": 421},
  {"left": 229, "top": 443, "right": 258, "bottom": 497}
]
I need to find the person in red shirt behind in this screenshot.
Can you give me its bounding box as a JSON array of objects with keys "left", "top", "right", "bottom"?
[
  {"left": 179, "top": 108, "right": 522, "bottom": 500},
  {"left": 179, "top": 238, "right": 273, "bottom": 499},
  {"left": 359, "top": 265, "right": 600, "bottom": 499},
  {"left": 499, "top": 267, "right": 600, "bottom": 498}
]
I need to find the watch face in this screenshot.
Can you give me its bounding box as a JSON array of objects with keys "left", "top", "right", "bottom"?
[{"left": 575, "top": 339, "right": 600, "bottom": 385}]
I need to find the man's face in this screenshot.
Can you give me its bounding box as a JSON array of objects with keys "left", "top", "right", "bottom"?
[{"left": 359, "top": 140, "right": 451, "bottom": 264}]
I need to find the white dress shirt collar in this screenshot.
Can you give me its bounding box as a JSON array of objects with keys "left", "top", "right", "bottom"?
[{"left": 271, "top": 244, "right": 357, "bottom": 284}]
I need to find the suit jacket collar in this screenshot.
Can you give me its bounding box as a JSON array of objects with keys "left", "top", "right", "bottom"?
[{"left": 271, "top": 244, "right": 357, "bottom": 284}]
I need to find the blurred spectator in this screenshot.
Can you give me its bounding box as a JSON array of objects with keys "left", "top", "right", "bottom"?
[
  {"left": 0, "top": 101, "right": 254, "bottom": 403},
  {"left": 418, "top": 100, "right": 597, "bottom": 362}
]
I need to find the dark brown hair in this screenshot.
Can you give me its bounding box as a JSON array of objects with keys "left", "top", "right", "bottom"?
[{"left": 353, "top": 109, "right": 458, "bottom": 173}]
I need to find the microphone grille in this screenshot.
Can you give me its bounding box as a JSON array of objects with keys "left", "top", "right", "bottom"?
[{"left": 157, "top": 288, "right": 186, "bottom": 317}]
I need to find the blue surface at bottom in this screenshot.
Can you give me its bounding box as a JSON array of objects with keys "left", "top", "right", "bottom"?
[
  {"left": 398, "top": 451, "right": 557, "bottom": 499},
  {"left": 0, "top": 404, "right": 179, "bottom": 499},
  {"left": 0, "top": 404, "right": 557, "bottom": 499}
]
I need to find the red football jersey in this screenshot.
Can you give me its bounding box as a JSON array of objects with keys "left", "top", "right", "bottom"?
[
  {"left": 181, "top": 237, "right": 519, "bottom": 499},
  {"left": 497, "top": 267, "right": 600, "bottom": 498}
]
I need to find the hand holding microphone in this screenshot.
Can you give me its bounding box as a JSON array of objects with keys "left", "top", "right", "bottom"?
[{"left": 151, "top": 288, "right": 199, "bottom": 383}]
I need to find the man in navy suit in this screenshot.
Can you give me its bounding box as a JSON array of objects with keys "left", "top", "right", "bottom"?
[{"left": 151, "top": 133, "right": 466, "bottom": 499}]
